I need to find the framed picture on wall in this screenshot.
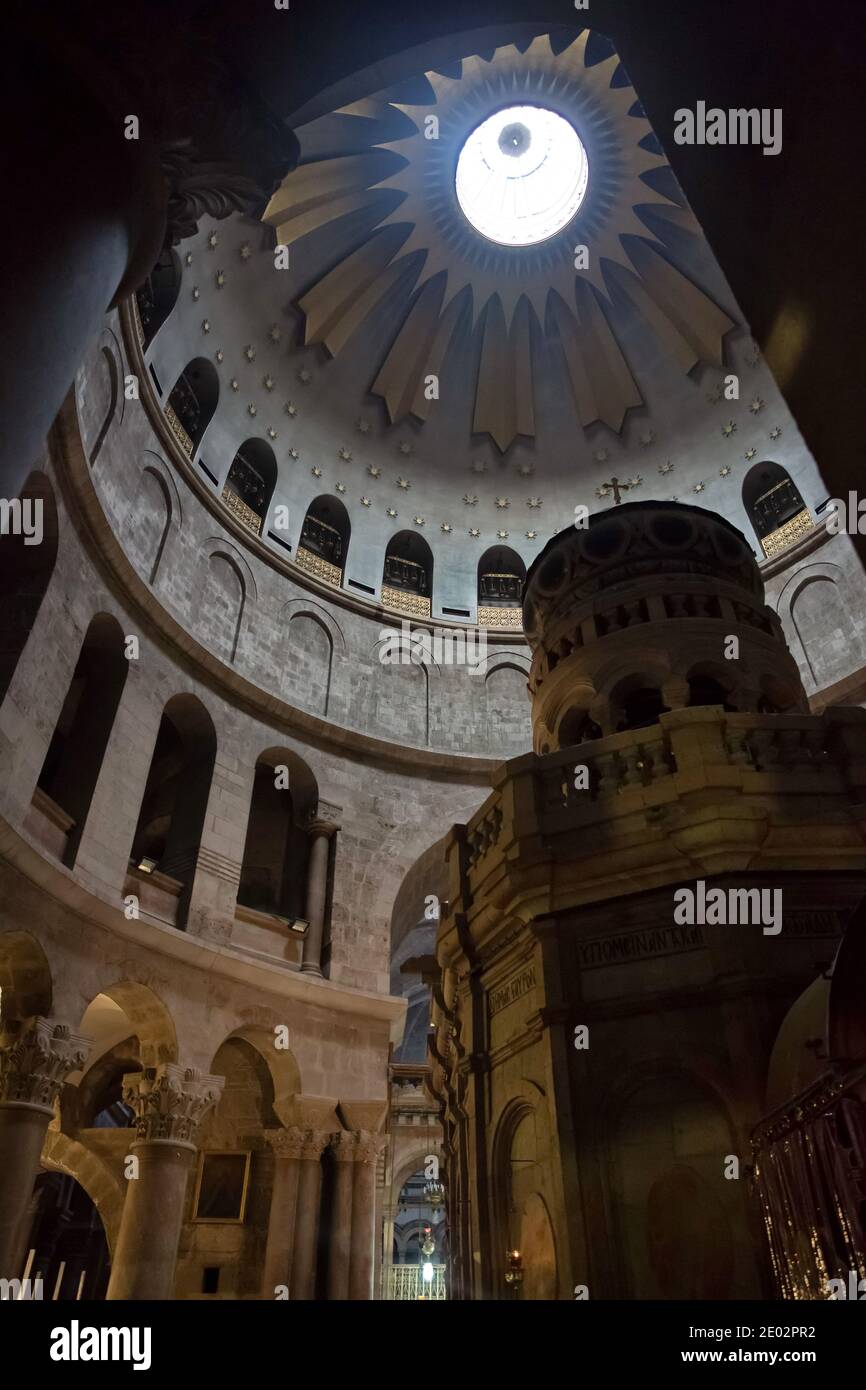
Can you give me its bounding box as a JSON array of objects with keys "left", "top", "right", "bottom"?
[{"left": 192, "top": 1151, "right": 251, "bottom": 1224}]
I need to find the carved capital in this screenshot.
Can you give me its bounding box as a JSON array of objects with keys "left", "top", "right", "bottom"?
[
  {"left": 0, "top": 1018, "right": 92, "bottom": 1113},
  {"left": 354, "top": 1130, "right": 387, "bottom": 1165},
  {"left": 292, "top": 1127, "right": 331, "bottom": 1162},
  {"left": 123, "top": 1063, "right": 223, "bottom": 1146},
  {"left": 330, "top": 1131, "right": 359, "bottom": 1162},
  {"left": 265, "top": 1126, "right": 308, "bottom": 1161}
]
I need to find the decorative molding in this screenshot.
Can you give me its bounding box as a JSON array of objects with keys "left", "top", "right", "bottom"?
[
  {"left": 381, "top": 585, "right": 431, "bottom": 618},
  {"left": 296, "top": 546, "right": 342, "bottom": 588}
]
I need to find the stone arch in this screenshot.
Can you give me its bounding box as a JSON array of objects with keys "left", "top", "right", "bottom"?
[
  {"left": 222, "top": 437, "right": 278, "bottom": 536},
  {"left": 299, "top": 494, "right": 351, "bottom": 582},
  {"left": 477, "top": 544, "right": 526, "bottom": 611},
  {"left": 0, "top": 470, "right": 59, "bottom": 705},
  {"left": 40, "top": 1131, "right": 126, "bottom": 1260},
  {"left": 491, "top": 1093, "right": 558, "bottom": 1300},
  {"left": 287, "top": 611, "right": 334, "bottom": 716},
  {"left": 166, "top": 357, "right": 219, "bottom": 458},
  {"left": 0, "top": 931, "right": 52, "bottom": 1022},
  {"left": 482, "top": 660, "right": 531, "bottom": 753},
  {"left": 78, "top": 981, "right": 178, "bottom": 1069},
  {"left": 197, "top": 539, "right": 256, "bottom": 665},
  {"left": 238, "top": 747, "right": 319, "bottom": 923},
  {"left": 782, "top": 565, "right": 855, "bottom": 689},
  {"left": 742, "top": 461, "right": 808, "bottom": 554},
  {"left": 120, "top": 454, "right": 182, "bottom": 587},
  {"left": 87, "top": 328, "right": 124, "bottom": 467},
  {"left": 383, "top": 529, "right": 433, "bottom": 614},
  {"left": 280, "top": 598, "right": 346, "bottom": 655},
  {"left": 211, "top": 1025, "right": 302, "bottom": 1126}
]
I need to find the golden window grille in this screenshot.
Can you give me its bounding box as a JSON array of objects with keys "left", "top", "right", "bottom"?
[
  {"left": 477, "top": 605, "right": 523, "bottom": 629},
  {"left": 386, "top": 1264, "right": 447, "bottom": 1301},
  {"left": 221, "top": 484, "right": 263, "bottom": 536},
  {"left": 164, "top": 402, "right": 193, "bottom": 456},
  {"left": 760, "top": 508, "right": 815, "bottom": 558},
  {"left": 381, "top": 584, "right": 432, "bottom": 618},
  {"left": 296, "top": 545, "right": 342, "bottom": 588}
]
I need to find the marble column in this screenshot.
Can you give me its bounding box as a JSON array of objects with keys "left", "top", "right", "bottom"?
[
  {"left": 106, "top": 1063, "right": 223, "bottom": 1301},
  {"left": 261, "top": 1127, "right": 305, "bottom": 1298},
  {"left": 0, "top": 1018, "right": 91, "bottom": 1279},
  {"left": 301, "top": 821, "right": 338, "bottom": 977},
  {"left": 327, "top": 1132, "right": 356, "bottom": 1301},
  {"left": 289, "top": 1129, "right": 330, "bottom": 1300},
  {"left": 348, "top": 1132, "right": 385, "bottom": 1301}
]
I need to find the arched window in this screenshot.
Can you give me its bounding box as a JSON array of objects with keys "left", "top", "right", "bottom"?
[
  {"left": 687, "top": 672, "right": 736, "bottom": 711},
  {"left": 221, "top": 438, "right": 277, "bottom": 536},
  {"left": 558, "top": 707, "right": 602, "bottom": 747},
  {"left": 615, "top": 686, "right": 668, "bottom": 732},
  {"left": 296, "top": 495, "right": 350, "bottom": 588},
  {"left": 477, "top": 545, "right": 526, "bottom": 629},
  {"left": 165, "top": 358, "right": 219, "bottom": 459},
  {"left": 238, "top": 751, "right": 318, "bottom": 923},
  {"left": 742, "top": 462, "right": 812, "bottom": 558},
  {"left": 33, "top": 614, "right": 128, "bottom": 867},
  {"left": 0, "top": 471, "right": 58, "bottom": 705},
  {"left": 383, "top": 531, "right": 433, "bottom": 618},
  {"left": 134, "top": 249, "right": 181, "bottom": 350},
  {"left": 129, "top": 695, "right": 216, "bottom": 928}
]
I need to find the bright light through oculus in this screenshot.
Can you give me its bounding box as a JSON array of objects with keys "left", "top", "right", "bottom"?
[{"left": 455, "top": 105, "right": 589, "bottom": 247}]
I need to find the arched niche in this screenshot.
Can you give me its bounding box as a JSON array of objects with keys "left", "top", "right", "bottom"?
[
  {"left": 237, "top": 749, "right": 319, "bottom": 923},
  {"left": 492, "top": 1100, "right": 558, "bottom": 1300},
  {"left": 34, "top": 613, "right": 129, "bottom": 868},
  {"left": 134, "top": 249, "right": 182, "bottom": 350},
  {"left": 129, "top": 693, "right": 217, "bottom": 925},
  {"left": 0, "top": 931, "right": 52, "bottom": 1023},
  {"left": 557, "top": 706, "right": 602, "bottom": 748},
  {"left": 0, "top": 470, "right": 58, "bottom": 705},
  {"left": 477, "top": 545, "right": 526, "bottom": 608},
  {"left": 742, "top": 462, "right": 810, "bottom": 557},
  {"left": 383, "top": 529, "right": 433, "bottom": 617},
  {"left": 685, "top": 663, "right": 737, "bottom": 711},
  {"left": 221, "top": 437, "right": 278, "bottom": 536},
  {"left": 609, "top": 674, "right": 670, "bottom": 732},
  {"left": 297, "top": 494, "right": 350, "bottom": 586},
  {"left": 166, "top": 357, "right": 219, "bottom": 458}
]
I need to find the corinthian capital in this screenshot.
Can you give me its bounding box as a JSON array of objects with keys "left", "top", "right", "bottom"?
[
  {"left": 330, "top": 1131, "right": 359, "bottom": 1162},
  {"left": 354, "top": 1131, "right": 387, "bottom": 1165},
  {"left": 266, "top": 1126, "right": 309, "bottom": 1161},
  {"left": 123, "top": 1063, "right": 224, "bottom": 1146},
  {"left": 0, "top": 1017, "right": 91, "bottom": 1112}
]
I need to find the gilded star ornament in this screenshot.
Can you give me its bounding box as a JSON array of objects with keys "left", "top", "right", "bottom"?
[
  {"left": 386, "top": 507, "right": 398, "bottom": 518},
  {"left": 248, "top": 403, "right": 257, "bottom": 416},
  {"left": 298, "top": 368, "right": 312, "bottom": 384},
  {"left": 230, "top": 378, "right": 239, "bottom": 391},
  {"left": 201, "top": 319, "right": 211, "bottom": 333},
  {"left": 472, "top": 460, "right": 487, "bottom": 474},
  {"left": 285, "top": 401, "right": 297, "bottom": 417},
  {"left": 336, "top": 482, "right": 346, "bottom": 493},
  {"left": 496, "top": 529, "right": 509, "bottom": 540},
  {"left": 215, "top": 270, "right": 226, "bottom": 288},
  {"left": 693, "top": 481, "right": 705, "bottom": 493},
  {"left": 357, "top": 418, "right": 372, "bottom": 433},
  {"left": 267, "top": 427, "right": 278, "bottom": 440},
  {"left": 720, "top": 465, "right": 731, "bottom": 476},
  {"left": 744, "top": 447, "right": 757, "bottom": 461},
  {"left": 263, "top": 374, "right": 275, "bottom": 391},
  {"left": 722, "top": 420, "right": 737, "bottom": 437},
  {"left": 192, "top": 286, "right": 200, "bottom": 300},
  {"left": 338, "top": 448, "right": 353, "bottom": 462},
  {"left": 288, "top": 447, "right": 299, "bottom": 460},
  {"left": 769, "top": 426, "right": 783, "bottom": 440},
  {"left": 397, "top": 477, "right": 411, "bottom": 490},
  {"left": 469, "top": 527, "right": 481, "bottom": 538},
  {"left": 495, "top": 497, "right": 510, "bottom": 509},
  {"left": 441, "top": 522, "right": 453, "bottom": 533},
  {"left": 311, "top": 466, "right": 322, "bottom": 477},
  {"left": 185, "top": 251, "right": 193, "bottom": 266},
  {"left": 527, "top": 497, "right": 542, "bottom": 509},
  {"left": 750, "top": 397, "right": 765, "bottom": 414},
  {"left": 361, "top": 496, "right": 371, "bottom": 506},
  {"left": 263, "top": 31, "right": 734, "bottom": 452},
  {"left": 239, "top": 242, "right": 251, "bottom": 260},
  {"left": 463, "top": 493, "right": 478, "bottom": 505},
  {"left": 207, "top": 230, "right": 218, "bottom": 248},
  {"left": 658, "top": 461, "right": 674, "bottom": 475},
  {"left": 268, "top": 324, "right": 282, "bottom": 343},
  {"left": 367, "top": 465, "right": 381, "bottom": 478},
  {"left": 244, "top": 344, "right": 256, "bottom": 362},
  {"left": 413, "top": 515, "right": 425, "bottom": 525},
  {"left": 525, "top": 529, "right": 538, "bottom": 540},
  {"left": 398, "top": 441, "right": 413, "bottom": 455},
  {"left": 639, "top": 430, "right": 655, "bottom": 447},
  {"left": 215, "top": 350, "right": 224, "bottom": 363}
]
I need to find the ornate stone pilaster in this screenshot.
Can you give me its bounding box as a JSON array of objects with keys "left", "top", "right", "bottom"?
[
  {"left": 0, "top": 1018, "right": 92, "bottom": 1279},
  {"left": 349, "top": 1131, "right": 387, "bottom": 1301},
  {"left": 301, "top": 820, "right": 340, "bottom": 977},
  {"left": 107, "top": 1063, "right": 224, "bottom": 1301},
  {"left": 261, "top": 1126, "right": 307, "bottom": 1298},
  {"left": 290, "top": 1128, "right": 331, "bottom": 1300}
]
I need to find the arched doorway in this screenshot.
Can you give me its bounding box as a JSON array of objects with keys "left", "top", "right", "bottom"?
[
  {"left": 21, "top": 1172, "right": 111, "bottom": 1301},
  {"left": 297, "top": 495, "right": 350, "bottom": 589},
  {"left": 382, "top": 530, "right": 433, "bottom": 618},
  {"left": 222, "top": 438, "right": 278, "bottom": 536}
]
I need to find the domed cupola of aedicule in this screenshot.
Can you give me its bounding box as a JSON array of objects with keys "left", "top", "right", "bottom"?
[{"left": 522, "top": 500, "right": 807, "bottom": 752}]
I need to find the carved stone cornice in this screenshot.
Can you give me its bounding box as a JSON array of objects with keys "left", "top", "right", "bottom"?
[
  {"left": 0, "top": 1018, "right": 92, "bottom": 1113},
  {"left": 123, "top": 1063, "right": 223, "bottom": 1147}
]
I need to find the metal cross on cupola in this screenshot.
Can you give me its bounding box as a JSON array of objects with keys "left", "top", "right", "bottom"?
[{"left": 595, "top": 475, "right": 643, "bottom": 505}]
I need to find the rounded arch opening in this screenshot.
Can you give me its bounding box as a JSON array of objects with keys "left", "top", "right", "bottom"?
[
  {"left": 237, "top": 749, "right": 319, "bottom": 923},
  {"left": 742, "top": 462, "right": 808, "bottom": 551},
  {"left": 383, "top": 530, "right": 433, "bottom": 615},
  {"left": 135, "top": 249, "right": 182, "bottom": 350},
  {"left": 222, "top": 437, "right": 278, "bottom": 536},
  {"left": 166, "top": 357, "right": 219, "bottom": 458},
  {"left": 299, "top": 494, "right": 350, "bottom": 583},
  {"left": 477, "top": 545, "right": 526, "bottom": 608}
]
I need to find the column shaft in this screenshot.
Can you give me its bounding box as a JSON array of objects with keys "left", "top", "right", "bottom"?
[
  {"left": 261, "top": 1133, "right": 303, "bottom": 1298},
  {"left": 301, "top": 823, "right": 336, "bottom": 976},
  {"left": 291, "top": 1157, "right": 323, "bottom": 1299},
  {"left": 0, "top": 1107, "right": 53, "bottom": 1278},
  {"left": 106, "top": 1141, "right": 194, "bottom": 1300},
  {"left": 327, "top": 1135, "right": 355, "bottom": 1300},
  {"left": 348, "top": 1137, "right": 381, "bottom": 1301}
]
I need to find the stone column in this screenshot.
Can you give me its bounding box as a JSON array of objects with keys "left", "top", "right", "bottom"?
[
  {"left": 289, "top": 1129, "right": 330, "bottom": 1300},
  {"left": 261, "top": 1127, "right": 305, "bottom": 1298},
  {"left": 348, "top": 1132, "right": 385, "bottom": 1301},
  {"left": 106, "top": 1063, "right": 223, "bottom": 1301},
  {"left": 327, "top": 1132, "right": 356, "bottom": 1300},
  {"left": 301, "top": 820, "right": 338, "bottom": 977},
  {"left": 0, "top": 1018, "right": 91, "bottom": 1279}
]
